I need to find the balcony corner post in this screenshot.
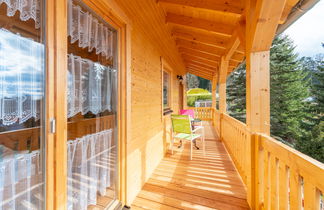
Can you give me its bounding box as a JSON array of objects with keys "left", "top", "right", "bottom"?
[
  {"left": 219, "top": 57, "right": 228, "bottom": 114},
  {"left": 245, "top": 51, "right": 270, "bottom": 135}
]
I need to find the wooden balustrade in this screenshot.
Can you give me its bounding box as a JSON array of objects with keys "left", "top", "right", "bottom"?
[
  {"left": 67, "top": 114, "right": 115, "bottom": 140},
  {"left": 252, "top": 134, "right": 324, "bottom": 210},
  {"left": 0, "top": 127, "right": 41, "bottom": 151},
  {"left": 213, "top": 113, "right": 324, "bottom": 210},
  {"left": 221, "top": 113, "right": 251, "bottom": 187},
  {"left": 188, "top": 107, "right": 214, "bottom": 121},
  {"left": 213, "top": 109, "right": 221, "bottom": 134}
]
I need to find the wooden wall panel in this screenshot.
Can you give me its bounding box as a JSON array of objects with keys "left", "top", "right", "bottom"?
[
  {"left": 111, "top": 0, "right": 185, "bottom": 204},
  {"left": 126, "top": 25, "right": 183, "bottom": 204}
]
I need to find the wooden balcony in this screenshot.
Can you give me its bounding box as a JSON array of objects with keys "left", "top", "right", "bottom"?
[
  {"left": 132, "top": 121, "right": 249, "bottom": 209},
  {"left": 131, "top": 108, "right": 324, "bottom": 210}
]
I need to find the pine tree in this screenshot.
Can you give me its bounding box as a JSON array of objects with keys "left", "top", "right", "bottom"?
[
  {"left": 269, "top": 35, "right": 311, "bottom": 144},
  {"left": 227, "top": 64, "right": 246, "bottom": 122},
  {"left": 296, "top": 55, "right": 324, "bottom": 162},
  {"left": 311, "top": 56, "right": 324, "bottom": 123},
  {"left": 186, "top": 73, "right": 199, "bottom": 89},
  {"left": 198, "top": 77, "right": 211, "bottom": 92},
  {"left": 225, "top": 35, "right": 323, "bottom": 162}
]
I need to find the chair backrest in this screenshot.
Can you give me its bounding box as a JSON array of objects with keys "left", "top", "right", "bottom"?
[
  {"left": 179, "top": 109, "right": 195, "bottom": 119},
  {"left": 171, "top": 114, "right": 192, "bottom": 134}
]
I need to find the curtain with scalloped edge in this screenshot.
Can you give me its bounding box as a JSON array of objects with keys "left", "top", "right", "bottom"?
[
  {"left": 67, "top": 54, "right": 114, "bottom": 118},
  {"left": 0, "top": 0, "right": 41, "bottom": 29},
  {"left": 68, "top": 0, "right": 114, "bottom": 60},
  {"left": 67, "top": 129, "right": 113, "bottom": 210},
  {"left": 0, "top": 148, "right": 43, "bottom": 209},
  {"left": 0, "top": 28, "right": 44, "bottom": 126}
]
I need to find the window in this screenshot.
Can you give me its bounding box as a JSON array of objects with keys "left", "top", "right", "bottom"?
[
  {"left": 0, "top": 0, "right": 46, "bottom": 208},
  {"left": 163, "top": 71, "right": 171, "bottom": 114},
  {"left": 66, "top": 0, "right": 119, "bottom": 208}
]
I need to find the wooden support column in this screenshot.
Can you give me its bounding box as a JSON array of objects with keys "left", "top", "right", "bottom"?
[
  {"left": 211, "top": 74, "right": 218, "bottom": 109},
  {"left": 245, "top": 0, "right": 287, "bottom": 208},
  {"left": 246, "top": 51, "right": 270, "bottom": 134},
  {"left": 183, "top": 75, "right": 188, "bottom": 109},
  {"left": 245, "top": 0, "right": 286, "bottom": 135},
  {"left": 219, "top": 57, "right": 229, "bottom": 113}
]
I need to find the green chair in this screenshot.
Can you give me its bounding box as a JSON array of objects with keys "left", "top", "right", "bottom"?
[{"left": 171, "top": 114, "right": 205, "bottom": 160}]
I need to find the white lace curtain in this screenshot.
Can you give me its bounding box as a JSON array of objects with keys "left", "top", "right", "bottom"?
[
  {"left": 0, "top": 0, "right": 41, "bottom": 29},
  {"left": 0, "top": 148, "right": 43, "bottom": 209},
  {"left": 0, "top": 29, "right": 44, "bottom": 126},
  {"left": 67, "top": 129, "right": 113, "bottom": 210},
  {"left": 67, "top": 54, "right": 114, "bottom": 118},
  {"left": 68, "top": 0, "right": 114, "bottom": 60}
]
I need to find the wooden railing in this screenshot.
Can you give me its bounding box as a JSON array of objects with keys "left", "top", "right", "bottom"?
[
  {"left": 213, "top": 109, "right": 221, "bottom": 134},
  {"left": 253, "top": 134, "right": 324, "bottom": 210},
  {"left": 213, "top": 112, "right": 324, "bottom": 210},
  {"left": 0, "top": 127, "right": 41, "bottom": 151},
  {"left": 221, "top": 113, "right": 251, "bottom": 187},
  {"left": 188, "top": 107, "right": 214, "bottom": 121},
  {"left": 68, "top": 114, "right": 115, "bottom": 140}
]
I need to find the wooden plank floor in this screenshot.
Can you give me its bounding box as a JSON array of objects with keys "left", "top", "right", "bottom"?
[{"left": 131, "top": 122, "right": 250, "bottom": 210}]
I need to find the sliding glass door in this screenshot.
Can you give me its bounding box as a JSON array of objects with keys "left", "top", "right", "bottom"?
[
  {"left": 0, "top": 1, "right": 46, "bottom": 209},
  {"left": 66, "top": 0, "right": 119, "bottom": 209}
]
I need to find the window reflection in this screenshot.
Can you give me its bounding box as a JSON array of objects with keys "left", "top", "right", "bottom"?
[
  {"left": 0, "top": 1, "right": 45, "bottom": 209},
  {"left": 66, "top": 0, "right": 118, "bottom": 209}
]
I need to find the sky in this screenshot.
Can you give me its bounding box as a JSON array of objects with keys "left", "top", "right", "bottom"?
[
  {"left": 0, "top": 29, "right": 44, "bottom": 98},
  {"left": 284, "top": 0, "right": 324, "bottom": 57}
]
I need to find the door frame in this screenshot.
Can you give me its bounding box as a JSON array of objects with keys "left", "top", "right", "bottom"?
[{"left": 45, "top": 0, "right": 131, "bottom": 208}]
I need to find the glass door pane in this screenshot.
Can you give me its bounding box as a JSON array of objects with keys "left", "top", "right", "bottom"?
[
  {"left": 0, "top": 1, "right": 45, "bottom": 209},
  {"left": 66, "top": 0, "right": 119, "bottom": 209}
]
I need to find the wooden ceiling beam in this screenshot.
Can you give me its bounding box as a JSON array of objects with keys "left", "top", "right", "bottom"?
[
  {"left": 171, "top": 28, "right": 228, "bottom": 49},
  {"left": 181, "top": 48, "right": 241, "bottom": 68},
  {"left": 182, "top": 54, "right": 218, "bottom": 67},
  {"left": 158, "top": 0, "right": 244, "bottom": 15},
  {"left": 184, "top": 59, "right": 218, "bottom": 70},
  {"left": 247, "top": 0, "right": 287, "bottom": 51},
  {"left": 229, "top": 60, "right": 240, "bottom": 67},
  {"left": 187, "top": 68, "right": 214, "bottom": 76},
  {"left": 186, "top": 66, "right": 216, "bottom": 75},
  {"left": 187, "top": 69, "right": 214, "bottom": 79},
  {"left": 182, "top": 53, "right": 220, "bottom": 64},
  {"left": 188, "top": 70, "right": 213, "bottom": 80},
  {"left": 231, "top": 53, "right": 245, "bottom": 62},
  {"left": 187, "top": 68, "right": 213, "bottom": 77},
  {"left": 224, "top": 32, "right": 241, "bottom": 61},
  {"left": 279, "top": 0, "right": 299, "bottom": 24},
  {"left": 187, "top": 64, "right": 215, "bottom": 72},
  {"left": 236, "top": 18, "right": 246, "bottom": 51},
  {"left": 166, "top": 13, "right": 234, "bottom": 36},
  {"left": 176, "top": 39, "right": 225, "bottom": 56},
  {"left": 179, "top": 47, "right": 221, "bottom": 62},
  {"left": 186, "top": 63, "right": 217, "bottom": 73}
]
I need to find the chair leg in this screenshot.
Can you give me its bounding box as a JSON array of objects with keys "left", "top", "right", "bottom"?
[
  {"left": 171, "top": 138, "right": 174, "bottom": 155},
  {"left": 190, "top": 140, "right": 193, "bottom": 160}
]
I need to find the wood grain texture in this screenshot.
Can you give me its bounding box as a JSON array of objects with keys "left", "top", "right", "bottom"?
[
  {"left": 158, "top": 0, "right": 244, "bottom": 15},
  {"left": 110, "top": 0, "right": 186, "bottom": 204},
  {"left": 131, "top": 122, "right": 249, "bottom": 210}
]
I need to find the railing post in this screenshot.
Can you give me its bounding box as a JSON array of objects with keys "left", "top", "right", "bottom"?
[
  {"left": 250, "top": 133, "right": 260, "bottom": 209},
  {"left": 219, "top": 113, "right": 223, "bottom": 141},
  {"left": 212, "top": 74, "right": 218, "bottom": 109}
]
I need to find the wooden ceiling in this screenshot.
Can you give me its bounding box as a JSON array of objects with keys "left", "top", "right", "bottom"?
[
  {"left": 157, "top": 0, "right": 246, "bottom": 80},
  {"left": 157, "top": 0, "right": 300, "bottom": 80}
]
